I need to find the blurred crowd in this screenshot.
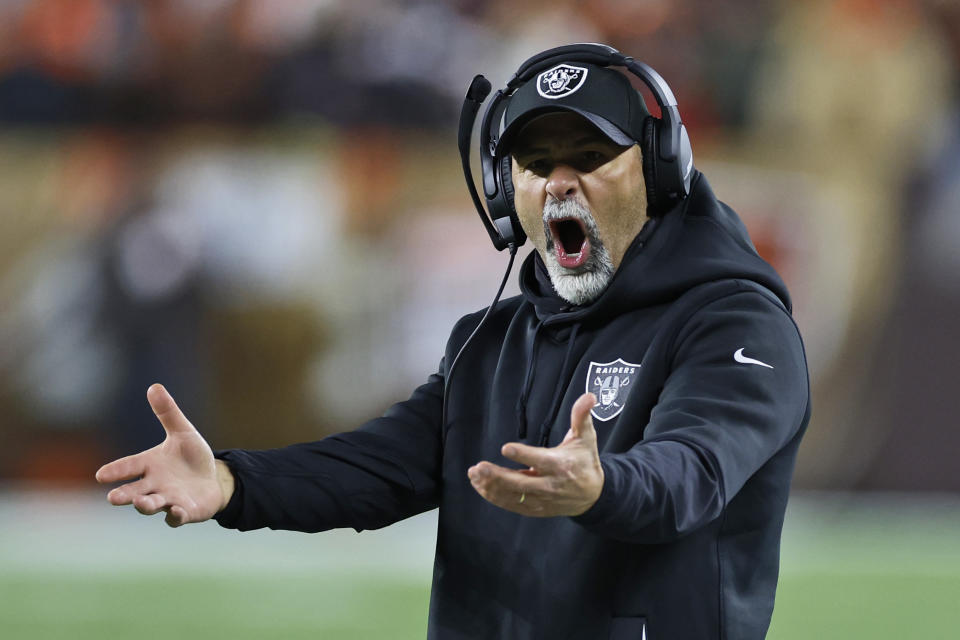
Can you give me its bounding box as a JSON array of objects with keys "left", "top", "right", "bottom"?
[
  {"left": 0, "top": 0, "right": 795, "bottom": 136},
  {"left": 0, "top": 0, "right": 957, "bottom": 493}
]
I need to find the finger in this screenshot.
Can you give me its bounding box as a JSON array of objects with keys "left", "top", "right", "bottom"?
[
  {"left": 163, "top": 489, "right": 201, "bottom": 526},
  {"left": 133, "top": 493, "right": 169, "bottom": 516},
  {"left": 468, "top": 462, "right": 548, "bottom": 499},
  {"left": 96, "top": 453, "right": 147, "bottom": 484},
  {"left": 147, "top": 383, "right": 195, "bottom": 436},
  {"left": 569, "top": 392, "right": 598, "bottom": 441},
  {"left": 165, "top": 505, "right": 189, "bottom": 528},
  {"left": 500, "top": 442, "right": 556, "bottom": 472},
  {"left": 106, "top": 478, "right": 153, "bottom": 506},
  {"left": 107, "top": 488, "right": 133, "bottom": 506},
  {"left": 468, "top": 462, "right": 553, "bottom": 516}
]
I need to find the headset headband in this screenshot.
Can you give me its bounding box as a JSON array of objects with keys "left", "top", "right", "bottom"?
[{"left": 511, "top": 45, "right": 682, "bottom": 162}]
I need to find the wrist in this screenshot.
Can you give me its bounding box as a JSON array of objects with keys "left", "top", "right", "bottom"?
[
  {"left": 214, "top": 459, "right": 235, "bottom": 513},
  {"left": 572, "top": 469, "right": 605, "bottom": 516}
]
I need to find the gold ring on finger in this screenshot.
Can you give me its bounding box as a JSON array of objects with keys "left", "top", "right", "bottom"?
[{"left": 519, "top": 492, "right": 526, "bottom": 504}]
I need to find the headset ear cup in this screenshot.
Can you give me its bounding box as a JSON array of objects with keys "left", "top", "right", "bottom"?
[
  {"left": 499, "top": 155, "right": 516, "bottom": 212},
  {"left": 483, "top": 154, "right": 525, "bottom": 246},
  {"left": 641, "top": 116, "right": 660, "bottom": 214},
  {"left": 498, "top": 154, "right": 527, "bottom": 245}
]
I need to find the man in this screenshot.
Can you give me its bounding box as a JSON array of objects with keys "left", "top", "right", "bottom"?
[{"left": 97, "top": 49, "right": 810, "bottom": 639}]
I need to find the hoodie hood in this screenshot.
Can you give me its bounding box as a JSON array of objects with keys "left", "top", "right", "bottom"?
[{"left": 519, "top": 171, "right": 791, "bottom": 324}]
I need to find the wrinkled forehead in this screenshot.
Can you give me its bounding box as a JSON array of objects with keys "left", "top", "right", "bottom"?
[{"left": 509, "top": 112, "right": 621, "bottom": 157}]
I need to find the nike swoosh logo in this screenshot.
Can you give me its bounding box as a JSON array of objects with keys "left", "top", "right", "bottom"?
[{"left": 734, "top": 348, "right": 774, "bottom": 369}]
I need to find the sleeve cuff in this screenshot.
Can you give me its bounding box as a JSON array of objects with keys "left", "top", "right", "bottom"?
[
  {"left": 570, "top": 456, "right": 618, "bottom": 528},
  {"left": 213, "top": 450, "right": 244, "bottom": 528}
]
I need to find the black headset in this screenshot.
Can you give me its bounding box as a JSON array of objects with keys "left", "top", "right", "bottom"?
[{"left": 458, "top": 43, "right": 694, "bottom": 251}]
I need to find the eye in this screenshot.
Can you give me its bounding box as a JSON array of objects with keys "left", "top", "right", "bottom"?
[
  {"left": 577, "top": 150, "right": 608, "bottom": 171},
  {"left": 524, "top": 159, "right": 551, "bottom": 175}
]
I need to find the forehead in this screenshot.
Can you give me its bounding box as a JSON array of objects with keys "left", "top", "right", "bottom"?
[{"left": 509, "top": 112, "right": 615, "bottom": 156}]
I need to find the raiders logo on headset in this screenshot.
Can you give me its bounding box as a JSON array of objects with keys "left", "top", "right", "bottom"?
[{"left": 537, "top": 63, "right": 589, "bottom": 99}]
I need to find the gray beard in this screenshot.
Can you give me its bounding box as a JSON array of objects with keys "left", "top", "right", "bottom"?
[{"left": 541, "top": 199, "right": 614, "bottom": 305}]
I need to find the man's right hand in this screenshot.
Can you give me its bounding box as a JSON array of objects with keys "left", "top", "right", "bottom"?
[{"left": 95, "top": 383, "right": 234, "bottom": 528}]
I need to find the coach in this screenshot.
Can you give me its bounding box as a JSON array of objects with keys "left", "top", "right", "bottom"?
[{"left": 98, "top": 44, "right": 810, "bottom": 639}]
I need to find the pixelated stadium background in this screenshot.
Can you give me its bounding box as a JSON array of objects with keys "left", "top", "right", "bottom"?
[{"left": 2, "top": 1, "right": 960, "bottom": 638}]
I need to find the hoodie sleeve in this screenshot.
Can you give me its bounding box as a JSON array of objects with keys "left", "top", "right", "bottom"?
[
  {"left": 573, "top": 290, "right": 809, "bottom": 543},
  {"left": 213, "top": 363, "right": 445, "bottom": 533}
]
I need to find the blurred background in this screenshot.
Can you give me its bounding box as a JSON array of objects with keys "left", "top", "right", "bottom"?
[{"left": 1, "top": 0, "right": 958, "bottom": 638}]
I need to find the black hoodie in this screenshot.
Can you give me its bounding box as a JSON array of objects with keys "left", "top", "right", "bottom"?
[{"left": 215, "top": 172, "right": 810, "bottom": 639}]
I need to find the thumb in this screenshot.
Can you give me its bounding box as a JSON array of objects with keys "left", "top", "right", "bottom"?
[
  {"left": 569, "top": 392, "right": 598, "bottom": 441},
  {"left": 147, "top": 383, "right": 195, "bottom": 436}
]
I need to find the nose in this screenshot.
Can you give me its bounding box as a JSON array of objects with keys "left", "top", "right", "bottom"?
[{"left": 545, "top": 164, "right": 579, "bottom": 201}]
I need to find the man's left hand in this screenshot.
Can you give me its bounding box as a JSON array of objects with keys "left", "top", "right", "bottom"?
[{"left": 468, "top": 392, "right": 605, "bottom": 517}]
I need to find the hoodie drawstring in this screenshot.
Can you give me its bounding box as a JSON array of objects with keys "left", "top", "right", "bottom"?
[
  {"left": 536, "top": 323, "right": 580, "bottom": 447},
  {"left": 515, "top": 319, "right": 544, "bottom": 439}
]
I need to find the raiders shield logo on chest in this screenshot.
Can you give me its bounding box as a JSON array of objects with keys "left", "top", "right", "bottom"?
[{"left": 586, "top": 359, "right": 641, "bottom": 421}]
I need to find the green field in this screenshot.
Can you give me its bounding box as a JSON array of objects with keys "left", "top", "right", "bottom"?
[
  {"left": 0, "top": 574, "right": 429, "bottom": 640},
  {"left": 1, "top": 491, "right": 958, "bottom": 639}
]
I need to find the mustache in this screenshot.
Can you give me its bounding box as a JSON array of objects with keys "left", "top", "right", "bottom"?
[{"left": 543, "top": 198, "right": 592, "bottom": 223}]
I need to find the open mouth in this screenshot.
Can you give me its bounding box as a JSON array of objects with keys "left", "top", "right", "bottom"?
[{"left": 548, "top": 217, "right": 591, "bottom": 269}]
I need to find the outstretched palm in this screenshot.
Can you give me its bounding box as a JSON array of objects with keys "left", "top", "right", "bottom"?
[{"left": 96, "top": 384, "right": 231, "bottom": 527}]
